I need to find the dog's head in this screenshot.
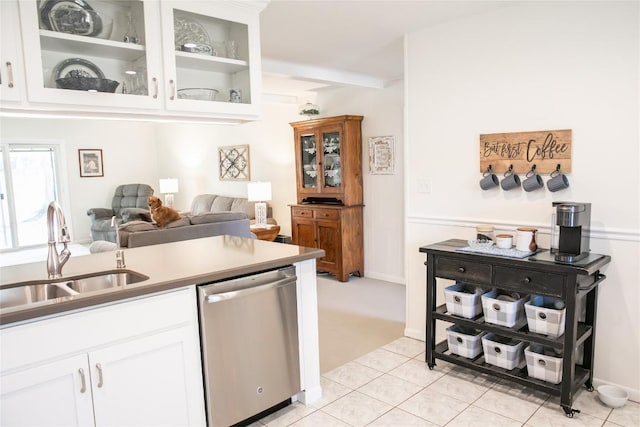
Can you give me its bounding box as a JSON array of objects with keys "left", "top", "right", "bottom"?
[{"left": 148, "top": 196, "right": 163, "bottom": 210}]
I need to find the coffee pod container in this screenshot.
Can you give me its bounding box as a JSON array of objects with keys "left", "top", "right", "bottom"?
[{"left": 476, "top": 225, "right": 495, "bottom": 242}]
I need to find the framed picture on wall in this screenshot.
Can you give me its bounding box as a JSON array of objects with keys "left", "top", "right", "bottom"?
[
  {"left": 78, "top": 149, "right": 104, "bottom": 177},
  {"left": 369, "top": 136, "right": 395, "bottom": 174},
  {"left": 218, "top": 145, "right": 250, "bottom": 181}
]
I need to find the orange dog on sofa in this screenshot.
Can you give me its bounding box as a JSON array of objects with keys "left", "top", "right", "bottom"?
[{"left": 148, "top": 196, "right": 181, "bottom": 228}]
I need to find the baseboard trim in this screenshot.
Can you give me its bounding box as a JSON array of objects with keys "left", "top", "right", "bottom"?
[
  {"left": 364, "top": 271, "right": 405, "bottom": 285},
  {"left": 404, "top": 327, "right": 425, "bottom": 342}
]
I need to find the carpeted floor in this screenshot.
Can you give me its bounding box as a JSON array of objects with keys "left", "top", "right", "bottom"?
[{"left": 315, "top": 273, "right": 406, "bottom": 373}]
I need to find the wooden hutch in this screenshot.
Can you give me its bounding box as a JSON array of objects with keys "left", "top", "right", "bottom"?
[{"left": 290, "top": 115, "right": 364, "bottom": 282}]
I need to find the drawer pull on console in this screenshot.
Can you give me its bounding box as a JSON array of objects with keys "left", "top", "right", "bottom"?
[
  {"left": 458, "top": 267, "right": 466, "bottom": 273},
  {"left": 522, "top": 277, "right": 532, "bottom": 284}
]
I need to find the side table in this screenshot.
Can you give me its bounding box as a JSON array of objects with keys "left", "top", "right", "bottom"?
[{"left": 250, "top": 225, "right": 281, "bottom": 241}]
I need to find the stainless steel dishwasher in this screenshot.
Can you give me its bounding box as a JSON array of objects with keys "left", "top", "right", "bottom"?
[{"left": 197, "top": 266, "right": 301, "bottom": 427}]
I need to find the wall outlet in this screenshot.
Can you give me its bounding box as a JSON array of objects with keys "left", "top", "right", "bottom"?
[{"left": 418, "top": 177, "right": 432, "bottom": 193}]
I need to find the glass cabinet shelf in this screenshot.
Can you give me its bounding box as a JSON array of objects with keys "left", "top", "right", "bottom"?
[
  {"left": 175, "top": 52, "right": 247, "bottom": 73},
  {"left": 40, "top": 30, "right": 146, "bottom": 62}
]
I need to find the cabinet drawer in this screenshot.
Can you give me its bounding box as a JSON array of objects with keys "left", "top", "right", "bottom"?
[
  {"left": 292, "top": 207, "right": 313, "bottom": 218},
  {"left": 494, "top": 267, "right": 564, "bottom": 297},
  {"left": 314, "top": 209, "right": 339, "bottom": 220},
  {"left": 434, "top": 257, "right": 492, "bottom": 285}
]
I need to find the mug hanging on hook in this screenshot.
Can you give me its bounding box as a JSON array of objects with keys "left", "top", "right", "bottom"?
[
  {"left": 547, "top": 164, "right": 570, "bottom": 192},
  {"left": 479, "top": 165, "right": 499, "bottom": 190},
  {"left": 500, "top": 164, "right": 521, "bottom": 190},
  {"left": 523, "top": 164, "right": 544, "bottom": 192}
]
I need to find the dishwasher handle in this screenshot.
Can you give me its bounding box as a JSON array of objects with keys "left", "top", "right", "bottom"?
[{"left": 205, "top": 275, "right": 296, "bottom": 303}]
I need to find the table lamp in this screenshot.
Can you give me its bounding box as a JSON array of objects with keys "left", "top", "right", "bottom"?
[
  {"left": 159, "top": 178, "right": 178, "bottom": 208},
  {"left": 247, "top": 181, "right": 271, "bottom": 227}
]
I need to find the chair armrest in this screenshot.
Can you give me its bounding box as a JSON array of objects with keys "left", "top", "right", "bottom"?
[
  {"left": 87, "top": 208, "right": 114, "bottom": 220},
  {"left": 121, "top": 208, "right": 151, "bottom": 223}
]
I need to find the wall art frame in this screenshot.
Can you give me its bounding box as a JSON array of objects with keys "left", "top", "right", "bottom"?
[
  {"left": 369, "top": 136, "right": 395, "bottom": 174},
  {"left": 218, "top": 144, "right": 250, "bottom": 181},
  {"left": 78, "top": 149, "right": 103, "bottom": 177}
]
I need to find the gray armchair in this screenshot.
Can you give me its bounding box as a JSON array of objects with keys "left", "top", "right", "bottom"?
[{"left": 87, "top": 183, "right": 154, "bottom": 242}]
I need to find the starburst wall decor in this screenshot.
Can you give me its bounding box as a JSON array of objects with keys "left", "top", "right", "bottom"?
[{"left": 218, "top": 145, "right": 250, "bottom": 181}]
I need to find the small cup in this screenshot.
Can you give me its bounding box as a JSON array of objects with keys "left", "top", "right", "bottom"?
[
  {"left": 523, "top": 166, "right": 544, "bottom": 192},
  {"left": 480, "top": 167, "right": 499, "bottom": 190},
  {"left": 500, "top": 167, "right": 521, "bottom": 191},
  {"left": 516, "top": 227, "right": 537, "bottom": 252},
  {"left": 495, "top": 234, "right": 513, "bottom": 249},
  {"left": 547, "top": 172, "right": 570, "bottom": 192}
]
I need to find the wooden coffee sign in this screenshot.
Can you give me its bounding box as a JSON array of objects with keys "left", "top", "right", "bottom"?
[{"left": 479, "top": 129, "right": 572, "bottom": 174}]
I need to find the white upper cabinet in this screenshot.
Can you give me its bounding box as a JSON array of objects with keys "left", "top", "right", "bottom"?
[
  {"left": 0, "top": 1, "right": 26, "bottom": 104},
  {"left": 7, "top": 0, "right": 266, "bottom": 123},
  {"left": 159, "top": 1, "right": 263, "bottom": 121},
  {"left": 18, "top": 0, "right": 164, "bottom": 111}
]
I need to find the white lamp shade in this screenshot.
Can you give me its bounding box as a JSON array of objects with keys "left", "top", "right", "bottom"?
[
  {"left": 247, "top": 181, "right": 272, "bottom": 201},
  {"left": 159, "top": 178, "right": 179, "bottom": 194}
]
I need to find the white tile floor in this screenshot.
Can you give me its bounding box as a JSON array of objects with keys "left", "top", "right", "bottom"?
[{"left": 253, "top": 337, "right": 640, "bottom": 427}]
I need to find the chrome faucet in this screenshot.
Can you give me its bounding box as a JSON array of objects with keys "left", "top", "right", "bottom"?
[
  {"left": 111, "top": 216, "right": 126, "bottom": 268},
  {"left": 47, "top": 201, "right": 71, "bottom": 279}
]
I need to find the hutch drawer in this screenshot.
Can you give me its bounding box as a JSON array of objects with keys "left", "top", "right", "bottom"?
[
  {"left": 291, "top": 207, "right": 313, "bottom": 218},
  {"left": 313, "top": 209, "right": 339, "bottom": 220}
]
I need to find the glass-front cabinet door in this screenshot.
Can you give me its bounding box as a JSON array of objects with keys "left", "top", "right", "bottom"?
[
  {"left": 321, "top": 130, "right": 342, "bottom": 190},
  {"left": 296, "top": 125, "right": 344, "bottom": 199},
  {"left": 300, "top": 134, "right": 317, "bottom": 189},
  {"left": 18, "top": 0, "right": 163, "bottom": 110},
  {"left": 159, "top": 1, "right": 262, "bottom": 120}
]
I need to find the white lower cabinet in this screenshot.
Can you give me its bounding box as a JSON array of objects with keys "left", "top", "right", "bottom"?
[{"left": 0, "top": 286, "right": 206, "bottom": 427}]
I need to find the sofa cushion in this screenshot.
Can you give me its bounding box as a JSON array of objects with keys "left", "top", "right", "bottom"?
[
  {"left": 119, "top": 220, "right": 157, "bottom": 232},
  {"left": 231, "top": 199, "right": 256, "bottom": 220},
  {"left": 211, "top": 196, "right": 234, "bottom": 212},
  {"left": 190, "top": 194, "right": 216, "bottom": 214},
  {"left": 189, "top": 212, "right": 248, "bottom": 225},
  {"left": 167, "top": 217, "right": 190, "bottom": 228}
]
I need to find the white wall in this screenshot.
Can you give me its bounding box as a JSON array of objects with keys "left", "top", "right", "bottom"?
[
  {"left": 316, "top": 81, "right": 405, "bottom": 283},
  {"left": 153, "top": 102, "right": 300, "bottom": 235},
  {"left": 0, "top": 117, "right": 159, "bottom": 242},
  {"left": 404, "top": 2, "right": 639, "bottom": 398}
]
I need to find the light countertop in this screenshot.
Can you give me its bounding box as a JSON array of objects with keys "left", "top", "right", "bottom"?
[{"left": 0, "top": 236, "right": 324, "bottom": 326}]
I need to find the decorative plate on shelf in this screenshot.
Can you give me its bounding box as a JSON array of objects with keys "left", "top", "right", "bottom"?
[
  {"left": 52, "top": 57, "right": 105, "bottom": 81},
  {"left": 173, "top": 15, "right": 210, "bottom": 50},
  {"left": 40, "top": 0, "right": 103, "bottom": 37}
]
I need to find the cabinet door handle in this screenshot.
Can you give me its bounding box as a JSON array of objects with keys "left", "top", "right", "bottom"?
[
  {"left": 152, "top": 77, "right": 158, "bottom": 99},
  {"left": 96, "top": 363, "right": 104, "bottom": 388},
  {"left": 6, "top": 62, "right": 14, "bottom": 88},
  {"left": 169, "top": 79, "right": 176, "bottom": 100},
  {"left": 522, "top": 277, "right": 532, "bottom": 284},
  {"left": 458, "top": 267, "right": 466, "bottom": 273},
  {"left": 78, "top": 368, "right": 87, "bottom": 393}
]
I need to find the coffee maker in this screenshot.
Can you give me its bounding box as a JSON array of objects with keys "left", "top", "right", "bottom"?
[{"left": 553, "top": 202, "right": 591, "bottom": 263}]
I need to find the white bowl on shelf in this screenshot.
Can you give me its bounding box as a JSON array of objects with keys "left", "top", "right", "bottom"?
[{"left": 597, "top": 385, "right": 628, "bottom": 408}]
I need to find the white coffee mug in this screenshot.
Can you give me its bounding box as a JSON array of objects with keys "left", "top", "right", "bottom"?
[{"left": 516, "top": 229, "right": 534, "bottom": 252}]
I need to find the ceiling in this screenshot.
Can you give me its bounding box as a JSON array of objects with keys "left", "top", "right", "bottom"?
[{"left": 259, "top": 0, "right": 510, "bottom": 96}]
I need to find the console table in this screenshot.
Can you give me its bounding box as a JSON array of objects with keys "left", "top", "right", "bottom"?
[{"left": 420, "top": 239, "right": 611, "bottom": 417}]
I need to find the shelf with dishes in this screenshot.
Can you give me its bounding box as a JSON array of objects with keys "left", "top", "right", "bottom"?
[
  {"left": 174, "top": 51, "right": 248, "bottom": 74},
  {"left": 39, "top": 29, "right": 146, "bottom": 61}
]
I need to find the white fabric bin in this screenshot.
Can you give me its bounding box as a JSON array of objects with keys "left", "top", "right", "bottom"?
[
  {"left": 446, "top": 325, "right": 486, "bottom": 359},
  {"left": 481, "top": 333, "right": 524, "bottom": 370},
  {"left": 444, "top": 283, "right": 486, "bottom": 319},
  {"left": 525, "top": 344, "right": 563, "bottom": 384},
  {"left": 525, "top": 295, "right": 566, "bottom": 337},
  {"left": 481, "top": 290, "right": 528, "bottom": 328}
]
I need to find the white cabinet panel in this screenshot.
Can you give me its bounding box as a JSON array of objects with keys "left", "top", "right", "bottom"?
[
  {"left": 0, "top": 1, "right": 26, "bottom": 104},
  {"left": 0, "top": 354, "right": 95, "bottom": 427}
]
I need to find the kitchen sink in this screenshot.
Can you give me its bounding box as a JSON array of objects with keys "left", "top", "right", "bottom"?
[
  {"left": 0, "top": 270, "right": 149, "bottom": 310},
  {"left": 62, "top": 271, "right": 149, "bottom": 293}
]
